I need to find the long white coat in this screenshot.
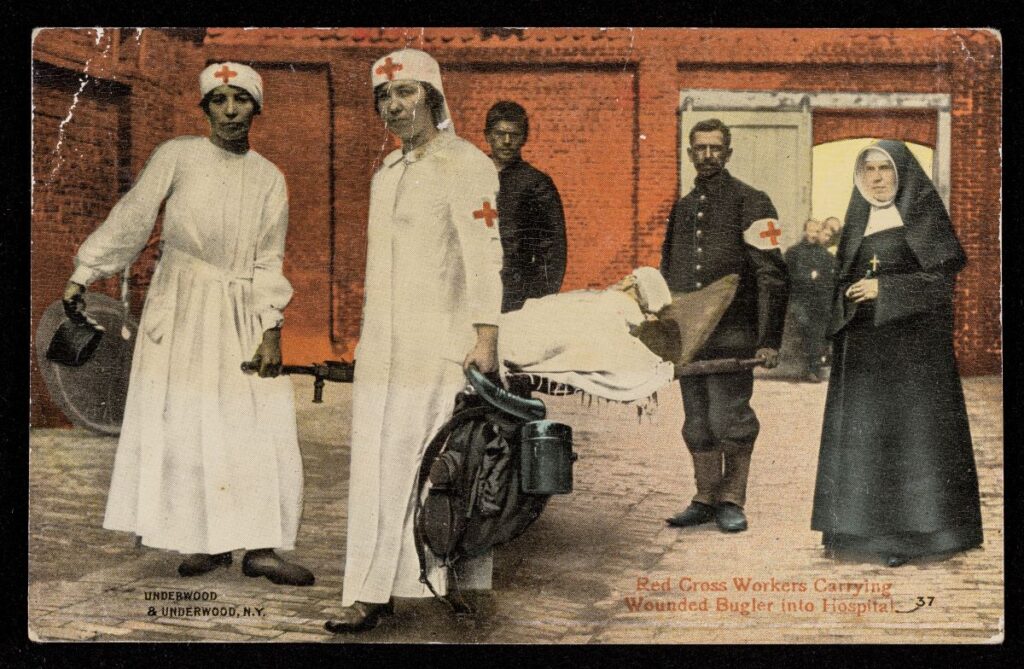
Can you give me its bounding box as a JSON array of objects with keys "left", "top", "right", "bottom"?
[
  {"left": 342, "top": 131, "right": 503, "bottom": 605},
  {"left": 70, "top": 137, "right": 303, "bottom": 555}
]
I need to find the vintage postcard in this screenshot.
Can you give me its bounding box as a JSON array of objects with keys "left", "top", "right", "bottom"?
[{"left": 28, "top": 27, "right": 1002, "bottom": 644}]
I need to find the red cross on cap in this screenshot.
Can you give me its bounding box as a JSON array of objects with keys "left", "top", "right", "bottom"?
[
  {"left": 375, "top": 56, "right": 404, "bottom": 81},
  {"left": 214, "top": 64, "right": 238, "bottom": 85},
  {"left": 473, "top": 201, "right": 498, "bottom": 228}
]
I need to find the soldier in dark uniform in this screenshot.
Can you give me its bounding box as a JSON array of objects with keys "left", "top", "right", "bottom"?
[
  {"left": 485, "top": 101, "right": 567, "bottom": 313},
  {"left": 662, "top": 119, "right": 789, "bottom": 533},
  {"left": 783, "top": 219, "right": 837, "bottom": 381},
  {"left": 823, "top": 216, "right": 843, "bottom": 255}
]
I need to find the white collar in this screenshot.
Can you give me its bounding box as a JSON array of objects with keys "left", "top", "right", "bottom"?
[{"left": 863, "top": 205, "right": 904, "bottom": 237}]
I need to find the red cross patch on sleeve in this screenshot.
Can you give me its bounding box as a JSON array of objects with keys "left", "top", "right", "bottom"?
[
  {"left": 472, "top": 201, "right": 498, "bottom": 228},
  {"left": 744, "top": 218, "right": 783, "bottom": 250}
]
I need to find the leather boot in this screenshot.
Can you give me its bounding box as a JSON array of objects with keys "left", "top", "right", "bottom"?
[
  {"left": 691, "top": 450, "right": 724, "bottom": 506},
  {"left": 715, "top": 503, "right": 748, "bottom": 532},
  {"left": 666, "top": 451, "right": 722, "bottom": 527},
  {"left": 716, "top": 452, "right": 752, "bottom": 532},
  {"left": 666, "top": 502, "right": 715, "bottom": 527},
  {"left": 242, "top": 549, "right": 315, "bottom": 586},
  {"left": 719, "top": 451, "right": 752, "bottom": 509}
]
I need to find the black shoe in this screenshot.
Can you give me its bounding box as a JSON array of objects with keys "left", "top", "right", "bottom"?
[
  {"left": 242, "top": 550, "right": 315, "bottom": 586},
  {"left": 178, "top": 552, "right": 232, "bottom": 577},
  {"left": 714, "top": 503, "right": 748, "bottom": 532},
  {"left": 666, "top": 502, "right": 715, "bottom": 528},
  {"left": 886, "top": 555, "right": 909, "bottom": 568},
  {"left": 324, "top": 600, "right": 395, "bottom": 634}
]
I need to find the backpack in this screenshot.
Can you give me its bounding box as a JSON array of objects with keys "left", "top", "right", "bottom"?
[{"left": 413, "top": 382, "right": 564, "bottom": 611}]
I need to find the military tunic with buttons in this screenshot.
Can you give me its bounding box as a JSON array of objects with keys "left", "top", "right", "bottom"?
[
  {"left": 661, "top": 169, "right": 789, "bottom": 359},
  {"left": 660, "top": 169, "right": 788, "bottom": 508},
  {"left": 496, "top": 158, "right": 567, "bottom": 313}
]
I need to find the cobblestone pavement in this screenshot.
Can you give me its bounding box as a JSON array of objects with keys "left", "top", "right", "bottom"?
[{"left": 28, "top": 376, "right": 1003, "bottom": 644}]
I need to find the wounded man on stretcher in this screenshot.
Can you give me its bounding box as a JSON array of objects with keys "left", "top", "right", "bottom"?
[
  {"left": 498, "top": 268, "right": 742, "bottom": 403},
  {"left": 258, "top": 270, "right": 743, "bottom": 406}
]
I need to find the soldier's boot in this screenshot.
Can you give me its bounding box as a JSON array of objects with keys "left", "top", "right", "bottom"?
[
  {"left": 716, "top": 451, "right": 752, "bottom": 532},
  {"left": 666, "top": 450, "right": 723, "bottom": 527}
]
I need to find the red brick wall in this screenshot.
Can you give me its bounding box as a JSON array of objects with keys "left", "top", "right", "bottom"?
[
  {"left": 30, "top": 28, "right": 1002, "bottom": 427},
  {"left": 946, "top": 31, "right": 1002, "bottom": 376},
  {"left": 442, "top": 65, "right": 639, "bottom": 291},
  {"left": 32, "top": 63, "right": 127, "bottom": 428},
  {"left": 249, "top": 65, "right": 334, "bottom": 364},
  {"left": 31, "top": 28, "right": 198, "bottom": 427}
]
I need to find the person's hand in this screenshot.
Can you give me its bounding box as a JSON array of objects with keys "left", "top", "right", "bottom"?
[
  {"left": 463, "top": 325, "right": 499, "bottom": 373},
  {"left": 845, "top": 278, "right": 879, "bottom": 303},
  {"left": 62, "top": 281, "right": 86, "bottom": 320},
  {"left": 249, "top": 327, "right": 282, "bottom": 378},
  {"left": 756, "top": 347, "right": 780, "bottom": 369}
]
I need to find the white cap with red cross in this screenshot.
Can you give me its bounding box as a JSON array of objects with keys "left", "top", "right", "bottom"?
[
  {"left": 371, "top": 48, "right": 444, "bottom": 89},
  {"left": 371, "top": 48, "right": 453, "bottom": 130},
  {"left": 200, "top": 62, "right": 264, "bottom": 110}
]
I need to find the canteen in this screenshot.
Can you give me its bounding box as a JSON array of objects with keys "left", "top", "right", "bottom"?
[{"left": 520, "top": 420, "right": 576, "bottom": 495}]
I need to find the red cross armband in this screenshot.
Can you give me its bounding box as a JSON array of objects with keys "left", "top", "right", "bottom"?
[{"left": 744, "top": 218, "right": 783, "bottom": 250}]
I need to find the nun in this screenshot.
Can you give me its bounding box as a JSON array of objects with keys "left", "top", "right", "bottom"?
[{"left": 810, "top": 141, "right": 983, "bottom": 567}]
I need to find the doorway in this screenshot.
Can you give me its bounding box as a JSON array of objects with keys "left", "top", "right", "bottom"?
[
  {"left": 679, "top": 89, "right": 951, "bottom": 250},
  {"left": 680, "top": 103, "right": 812, "bottom": 250}
]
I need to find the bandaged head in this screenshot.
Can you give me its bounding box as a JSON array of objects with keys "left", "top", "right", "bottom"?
[
  {"left": 630, "top": 267, "right": 672, "bottom": 313},
  {"left": 371, "top": 48, "right": 453, "bottom": 130},
  {"left": 200, "top": 62, "right": 264, "bottom": 111}
]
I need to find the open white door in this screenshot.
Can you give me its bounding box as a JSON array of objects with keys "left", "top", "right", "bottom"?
[{"left": 680, "top": 93, "right": 813, "bottom": 250}]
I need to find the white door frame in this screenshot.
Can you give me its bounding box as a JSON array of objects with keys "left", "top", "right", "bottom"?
[{"left": 679, "top": 90, "right": 953, "bottom": 208}]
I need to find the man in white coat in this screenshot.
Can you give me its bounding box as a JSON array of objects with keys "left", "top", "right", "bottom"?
[
  {"left": 62, "top": 63, "right": 314, "bottom": 586},
  {"left": 326, "top": 49, "right": 504, "bottom": 633}
]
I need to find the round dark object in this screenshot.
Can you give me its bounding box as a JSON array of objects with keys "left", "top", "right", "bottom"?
[{"left": 35, "top": 293, "right": 138, "bottom": 436}]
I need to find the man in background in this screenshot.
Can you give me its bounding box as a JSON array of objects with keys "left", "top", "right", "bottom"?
[
  {"left": 783, "top": 219, "right": 837, "bottom": 382},
  {"left": 823, "top": 216, "right": 843, "bottom": 255},
  {"left": 485, "top": 101, "right": 567, "bottom": 313}
]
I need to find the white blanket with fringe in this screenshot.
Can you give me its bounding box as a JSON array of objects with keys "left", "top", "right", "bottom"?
[{"left": 498, "top": 289, "right": 675, "bottom": 404}]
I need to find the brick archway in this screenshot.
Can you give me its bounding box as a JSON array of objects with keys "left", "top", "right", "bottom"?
[{"left": 813, "top": 108, "right": 937, "bottom": 149}]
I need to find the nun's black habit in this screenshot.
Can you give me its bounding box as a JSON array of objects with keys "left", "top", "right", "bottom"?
[{"left": 810, "top": 140, "right": 983, "bottom": 562}]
